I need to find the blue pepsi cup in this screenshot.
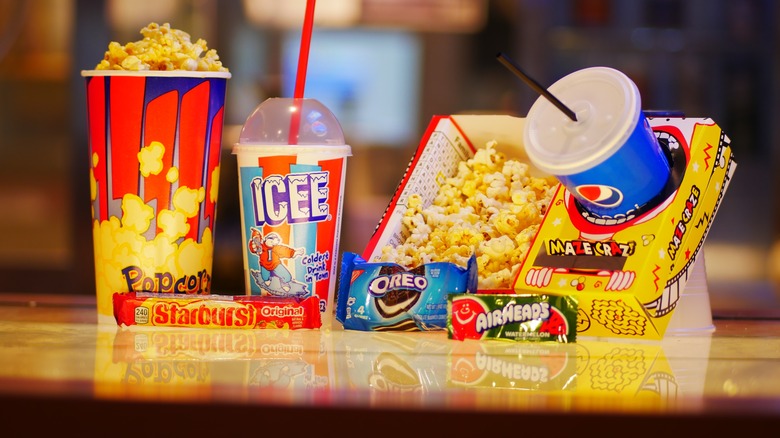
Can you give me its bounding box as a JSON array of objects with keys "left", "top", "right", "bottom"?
[{"left": 523, "top": 67, "right": 670, "bottom": 217}]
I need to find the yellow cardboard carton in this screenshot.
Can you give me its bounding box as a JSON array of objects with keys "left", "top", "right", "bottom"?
[
  {"left": 515, "top": 117, "right": 735, "bottom": 339},
  {"left": 364, "top": 114, "right": 735, "bottom": 340}
]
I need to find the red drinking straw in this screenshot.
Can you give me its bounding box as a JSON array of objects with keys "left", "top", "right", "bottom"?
[{"left": 289, "top": 0, "right": 317, "bottom": 145}]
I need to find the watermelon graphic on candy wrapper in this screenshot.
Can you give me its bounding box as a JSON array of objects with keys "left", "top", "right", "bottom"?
[{"left": 538, "top": 307, "right": 570, "bottom": 336}]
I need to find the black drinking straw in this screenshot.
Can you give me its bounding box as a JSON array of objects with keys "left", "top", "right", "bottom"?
[{"left": 496, "top": 52, "right": 578, "bottom": 122}]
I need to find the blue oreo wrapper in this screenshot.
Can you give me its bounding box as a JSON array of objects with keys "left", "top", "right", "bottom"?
[{"left": 336, "top": 252, "right": 478, "bottom": 331}]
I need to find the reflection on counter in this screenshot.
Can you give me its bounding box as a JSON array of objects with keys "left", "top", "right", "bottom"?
[
  {"left": 449, "top": 336, "right": 710, "bottom": 403},
  {"left": 95, "top": 327, "right": 330, "bottom": 401},
  {"left": 449, "top": 340, "right": 577, "bottom": 391},
  {"left": 332, "top": 331, "right": 451, "bottom": 394},
  {"left": 94, "top": 325, "right": 711, "bottom": 404}
]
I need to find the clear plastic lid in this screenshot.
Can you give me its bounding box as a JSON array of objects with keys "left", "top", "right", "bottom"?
[
  {"left": 523, "top": 67, "right": 641, "bottom": 175},
  {"left": 237, "top": 97, "right": 345, "bottom": 146}
]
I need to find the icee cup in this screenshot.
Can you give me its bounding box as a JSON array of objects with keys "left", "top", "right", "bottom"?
[
  {"left": 82, "top": 70, "right": 231, "bottom": 323},
  {"left": 523, "top": 67, "right": 671, "bottom": 218},
  {"left": 233, "top": 98, "right": 352, "bottom": 327}
]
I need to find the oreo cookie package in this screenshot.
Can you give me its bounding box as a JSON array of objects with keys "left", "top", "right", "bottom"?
[{"left": 336, "top": 252, "right": 478, "bottom": 331}]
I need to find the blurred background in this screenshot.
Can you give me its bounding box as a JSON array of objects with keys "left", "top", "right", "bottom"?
[{"left": 0, "top": 0, "right": 778, "bottom": 313}]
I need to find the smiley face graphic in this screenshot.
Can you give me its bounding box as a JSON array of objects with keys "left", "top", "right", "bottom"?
[{"left": 450, "top": 296, "right": 488, "bottom": 340}]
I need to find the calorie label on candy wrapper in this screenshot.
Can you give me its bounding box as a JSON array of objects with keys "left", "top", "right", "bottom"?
[{"left": 448, "top": 294, "right": 578, "bottom": 342}]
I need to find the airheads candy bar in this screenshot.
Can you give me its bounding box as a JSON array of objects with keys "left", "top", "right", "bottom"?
[
  {"left": 448, "top": 294, "right": 578, "bottom": 342},
  {"left": 113, "top": 292, "right": 322, "bottom": 330},
  {"left": 336, "top": 252, "right": 477, "bottom": 331}
]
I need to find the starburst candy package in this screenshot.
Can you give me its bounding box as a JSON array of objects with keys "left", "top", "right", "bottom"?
[{"left": 113, "top": 292, "right": 321, "bottom": 330}]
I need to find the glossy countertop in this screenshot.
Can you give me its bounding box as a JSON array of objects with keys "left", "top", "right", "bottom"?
[{"left": 1, "top": 291, "right": 779, "bottom": 435}]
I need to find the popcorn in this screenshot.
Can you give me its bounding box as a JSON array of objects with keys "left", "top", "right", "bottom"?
[
  {"left": 379, "top": 141, "right": 557, "bottom": 289},
  {"left": 95, "top": 22, "right": 228, "bottom": 72}
]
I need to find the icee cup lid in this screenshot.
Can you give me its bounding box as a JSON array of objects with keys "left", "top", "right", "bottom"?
[
  {"left": 233, "top": 97, "right": 351, "bottom": 157},
  {"left": 523, "top": 66, "right": 642, "bottom": 176}
]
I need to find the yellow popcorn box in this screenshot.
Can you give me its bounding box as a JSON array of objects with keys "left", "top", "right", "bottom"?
[
  {"left": 515, "top": 116, "right": 735, "bottom": 340},
  {"left": 365, "top": 114, "right": 735, "bottom": 340}
]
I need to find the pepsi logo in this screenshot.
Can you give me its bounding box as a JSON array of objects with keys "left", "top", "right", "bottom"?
[{"left": 575, "top": 184, "right": 623, "bottom": 208}]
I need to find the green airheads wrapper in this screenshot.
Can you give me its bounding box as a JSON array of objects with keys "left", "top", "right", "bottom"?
[{"left": 448, "top": 294, "right": 578, "bottom": 342}]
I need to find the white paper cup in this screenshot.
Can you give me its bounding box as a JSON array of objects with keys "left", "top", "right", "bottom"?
[{"left": 665, "top": 254, "right": 715, "bottom": 334}]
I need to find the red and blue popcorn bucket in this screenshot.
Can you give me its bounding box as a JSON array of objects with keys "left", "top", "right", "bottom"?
[{"left": 82, "top": 70, "right": 230, "bottom": 322}]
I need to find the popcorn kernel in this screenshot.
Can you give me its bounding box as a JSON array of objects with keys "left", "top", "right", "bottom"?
[
  {"left": 96, "top": 22, "right": 228, "bottom": 72},
  {"left": 379, "top": 141, "right": 557, "bottom": 289}
]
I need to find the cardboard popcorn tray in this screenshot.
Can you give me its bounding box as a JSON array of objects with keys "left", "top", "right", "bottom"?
[{"left": 363, "top": 114, "right": 736, "bottom": 340}]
